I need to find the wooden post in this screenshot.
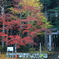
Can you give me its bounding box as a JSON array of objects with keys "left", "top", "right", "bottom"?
[
  {"left": 0, "top": 52, "right": 1, "bottom": 57},
  {"left": 40, "top": 43, "right": 41, "bottom": 53}
]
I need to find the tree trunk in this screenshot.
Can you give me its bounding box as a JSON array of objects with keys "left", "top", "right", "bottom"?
[
  {"left": 15, "top": 44, "right": 17, "bottom": 53},
  {"left": 1, "top": 6, "right": 5, "bottom": 48},
  {"left": 44, "top": 31, "right": 48, "bottom": 49}
]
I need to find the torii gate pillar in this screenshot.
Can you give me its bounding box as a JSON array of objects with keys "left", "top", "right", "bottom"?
[{"left": 48, "top": 34, "right": 52, "bottom": 51}]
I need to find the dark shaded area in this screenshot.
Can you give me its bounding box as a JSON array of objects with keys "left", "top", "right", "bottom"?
[
  {"left": 48, "top": 53, "right": 59, "bottom": 59},
  {"left": 41, "top": 0, "right": 59, "bottom": 9}
]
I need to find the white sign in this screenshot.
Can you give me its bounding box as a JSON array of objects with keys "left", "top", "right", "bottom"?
[
  {"left": 43, "top": 54, "right": 48, "bottom": 58},
  {"left": 6, "top": 53, "right": 48, "bottom": 58},
  {"left": 7, "top": 47, "right": 13, "bottom": 51}
]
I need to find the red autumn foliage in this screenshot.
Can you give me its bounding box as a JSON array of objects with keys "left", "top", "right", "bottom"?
[
  {"left": 8, "top": 35, "right": 34, "bottom": 46},
  {"left": 0, "top": 0, "right": 50, "bottom": 49},
  {"left": 22, "top": 37, "right": 33, "bottom": 44},
  {"left": 0, "top": 32, "right": 8, "bottom": 36},
  {"left": 0, "top": 28, "right": 2, "bottom": 30},
  {"left": 22, "top": 6, "right": 36, "bottom": 11},
  {"left": 13, "top": 0, "right": 20, "bottom": 3},
  {"left": 22, "top": 30, "right": 30, "bottom": 34},
  {"left": 8, "top": 35, "right": 22, "bottom": 45}
]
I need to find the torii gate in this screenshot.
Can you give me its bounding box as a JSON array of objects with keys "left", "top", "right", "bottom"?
[{"left": 45, "top": 31, "right": 59, "bottom": 51}]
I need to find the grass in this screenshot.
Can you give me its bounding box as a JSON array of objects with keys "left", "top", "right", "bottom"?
[
  {"left": 29, "top": 50, "right": 55, "bottom": 54},
  {"left": 0, "top": 53, "right": 22, "bottom": 59},
  {"left": 0, "top": 53, "right": 30, "bottom": 59},
  {"left": 0, "top": 50, "right": 55, "bottom": 59},
  {"left": 0, "top": 53, "right": 11, "bottom": 59}
]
